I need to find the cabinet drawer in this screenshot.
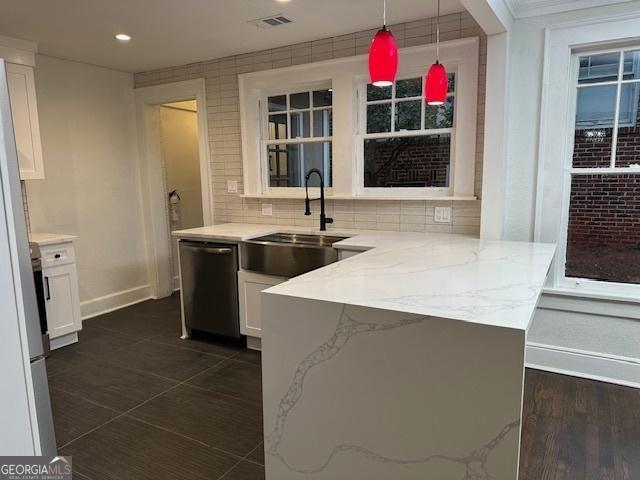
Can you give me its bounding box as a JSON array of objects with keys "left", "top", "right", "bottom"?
[{"left": 41, "top": 243, "right": 75, "bottom": 267}]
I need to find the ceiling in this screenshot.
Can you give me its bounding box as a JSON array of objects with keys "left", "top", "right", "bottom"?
[{"left": 0, "top": 0, "right": 465, "bottom": 73}]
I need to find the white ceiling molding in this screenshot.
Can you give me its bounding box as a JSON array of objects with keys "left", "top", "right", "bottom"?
[{"left": 504, "top": 0, "right": 632, "bottom": 18}]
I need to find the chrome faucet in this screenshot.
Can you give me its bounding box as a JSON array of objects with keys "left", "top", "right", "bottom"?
[{"left": 304, "top": 168, "right": 333, "bottom": 231}]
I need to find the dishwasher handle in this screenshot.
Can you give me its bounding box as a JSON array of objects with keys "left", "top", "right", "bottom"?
[{"left": 180, "top": 243, "right": 233, "bottom": 255}]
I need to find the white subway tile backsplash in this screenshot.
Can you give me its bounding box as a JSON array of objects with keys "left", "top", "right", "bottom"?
[{"left": 134, "top": 12, "right": 484, "bottom": 236}]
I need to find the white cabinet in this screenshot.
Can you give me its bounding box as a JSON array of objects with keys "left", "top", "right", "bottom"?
[
  {"left": 6, "top": 63, "right": 44, "bottom": 180},
  {"left": 40, "top": 241, "right": 81, "bottom": 342},
  {"left": 238, "top": 270, "right": 287, "bottom": 338},
  {"left": 337, "top": 248, "right": 362, "bottom": 260}
]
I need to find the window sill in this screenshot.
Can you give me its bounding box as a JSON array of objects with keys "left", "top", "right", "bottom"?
[
  {"left": 541, "top": 286, "right": 640, "bottom": 307},
  {"left": 240, "top": 193, "right": 478, "bottom": 201}
]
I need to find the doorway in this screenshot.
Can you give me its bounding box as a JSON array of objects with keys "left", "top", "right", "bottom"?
[
  {"left": 159, "top": 100, "right": 203, "bottom": 290},
  {"left": 135, "top": 79, "right": 212, "bottom": 299}
]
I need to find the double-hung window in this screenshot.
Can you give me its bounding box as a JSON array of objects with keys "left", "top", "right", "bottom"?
[
  {"left": 263, "top": 87, "right": 333, "bottom": 190},
  {"left": 563, "top": 47, "right": 640, "bottom": 291},
  {"left": 359, "top": 73, "right": 456, "bottom": 195}
]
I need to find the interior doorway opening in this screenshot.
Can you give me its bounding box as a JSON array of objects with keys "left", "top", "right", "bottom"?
[
  {"left": 159, "top": 100, "right": 203, "bottom": 290},
  {"left": 135, "top": 79, "right": 212, "bottom": 299}
]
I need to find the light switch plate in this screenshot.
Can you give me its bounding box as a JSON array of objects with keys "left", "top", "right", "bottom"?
[
  {"left": 261, "top": 203, "right": 273, "bottom": 216},
  {"left": 434, "top": 206, "right": 452, "bottom": 223},
  {"left": 227, "top": 180, "right": 238, "bottom": 193}
]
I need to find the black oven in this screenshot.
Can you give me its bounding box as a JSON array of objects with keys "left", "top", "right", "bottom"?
[{"left": 29, "top": 242, "right": 50, "bottom": 356}]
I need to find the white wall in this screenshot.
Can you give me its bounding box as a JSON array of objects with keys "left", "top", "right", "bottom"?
[
  {"left": 26, "top": 55, "right": 150, "bottom": 317},
  {"left": 503, "top": 0, "right": 640, "bottom": 241},
  {"left": 502, "top": 1, "right": 640, "bottom": 386}
]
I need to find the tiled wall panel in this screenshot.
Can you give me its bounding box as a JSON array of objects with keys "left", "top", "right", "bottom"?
[{"left": 135, "top": 12, "right": 486, "bottom": 235}]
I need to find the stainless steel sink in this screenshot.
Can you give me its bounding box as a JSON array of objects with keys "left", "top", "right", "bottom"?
[{"left": 240, "top": 232, "right": 350, "bottom": 277}]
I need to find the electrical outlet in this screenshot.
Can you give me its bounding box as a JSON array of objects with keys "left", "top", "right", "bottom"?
[
  {"left": 261, "top": 203, "right": 273, "bottom": 216},
  {"left": 227, "top": 180, "right": 238, "bottom": 193},
  {"left": 434, "top": 206, "right": 452, "bottom": 223}
]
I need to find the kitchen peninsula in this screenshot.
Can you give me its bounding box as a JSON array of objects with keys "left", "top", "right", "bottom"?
[{"left": 173, "top": 224, "right": 555, "bottom": 480}]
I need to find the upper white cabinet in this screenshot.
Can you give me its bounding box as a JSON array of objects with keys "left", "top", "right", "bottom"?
[{"left": 6, "top": 62, "right": 45, "bottom": 180}]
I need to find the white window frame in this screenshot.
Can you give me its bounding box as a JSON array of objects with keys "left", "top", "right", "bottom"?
[
  {"left": 239, "top": 37, "right": 479, "bottom": 200},
  {"left": 355, "top": 69, "right": 457, "bottom": 197},
  {"left": 260, "top": 81, "right": 333, "bottom": 196},
  {"left": 537, "top": 13, "right": 640, "bottom": 300}
]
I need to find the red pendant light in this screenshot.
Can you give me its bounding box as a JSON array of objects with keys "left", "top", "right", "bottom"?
[
  {"left": 425, "top": 0, "right": 448, "bottom": 105},
  {"left": 369, "top": 0, "right": 398, "bottom": 87}
]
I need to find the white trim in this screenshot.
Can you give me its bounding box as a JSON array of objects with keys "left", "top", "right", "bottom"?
[
  {"left": 240, "top": 38, "right": 479, "bottom": 200},
  {"left": 505, "top": 0, "right": 632, "bottom": 19},
  {"left": 540, "top": 288, "right": 640, "bottom": 318},
  {"left": 135, "top": 79, "right": 212, "bottom": 298},
  {"left": 80, "top": 284, "right": 152, "bottom": 320},
  {"left": 50, "top": 332, "right": 78, "bottom": 351},
  {"left": 0, "top": 35, "right": 37, "bottom": 67},
  {"left": 526, "top": 342, "right": 640, "bottom": 389},
  {"left": 535, "top": 13, "right": 640, "bottom": 296},
  {"left": 247, "top": 336, "right": 262, "bottom": 351}
]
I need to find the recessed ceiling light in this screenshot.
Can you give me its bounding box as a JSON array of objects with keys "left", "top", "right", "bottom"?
[
  {"left": 276, "top": 0, "right": 291, "bottom": 2},
  {"left": 115, "top": 34, "right": 131, "bottom": 41}
]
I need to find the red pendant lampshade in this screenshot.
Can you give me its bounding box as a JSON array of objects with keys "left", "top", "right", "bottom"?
[
  {"left": 425, "top": 60, "right": 448, "bottom": 105},
  {"left": 369, "top": 27, "right": 398, "bottom": 87}
]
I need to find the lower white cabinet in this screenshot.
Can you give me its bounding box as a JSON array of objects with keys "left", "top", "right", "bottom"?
[
  {"left": 238, "top": 270, "right": 287, "bottom": 338},
  {"left": 40, "top": 242, "right": 81, "bottom": 341},
  {"left": 337, "top": 248, "right": 362, "bottom": 260}
]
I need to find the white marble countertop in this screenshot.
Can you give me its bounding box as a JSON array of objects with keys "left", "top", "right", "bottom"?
[
  {"left": 29, "top": 232, "right": 77, "bottom": 246},
  {"left": 173, "top": 223, "right": 556, "bottom": 331}
]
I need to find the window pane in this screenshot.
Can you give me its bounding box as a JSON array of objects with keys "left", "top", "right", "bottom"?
[
  {"left": 396, "top": 78, "right": 422, "bottom": 98},
  {"left": 616, "top": 83, "right": 640, "bottom": 167},
  {"left": 363, "top": 134, "right": 450, "bottom": 188},
  {"left": 313, "top": 108, "right": 332, "bottom": 137},
  {"left": 268, "top": 95, "right": 287, "bottom": 112},
  {"left": 367, "top": 103, "right": 391, "bottom": 133},
  {"left": 425, "top": 96, "right": 454, "bottom": 129},
  {"left": 578, "top": 52, "right": 620, "bottom": 84},
  {"left": 290, "top": 111, "right": 310, "bottom": 138},
  {"left": 290, "top": 92, "right": 310, "bottom": 109},
  {"left": 367, "top": 83, "right": 392, "bottom": 101},
  {"left": 395, "top": 100, "right": 421, "bottom": 131},
  {"left": 566, "top": 174, "right": 640, "bottom": 284},
  {"left": 622, "top": 50, "right": 640, "bottom": 81},
  {"left": 573, "top": 85, "right": 616, "bottom": 167},
  {"left": 269, "top": 142, "right": 332, "bottom": 187},
  {"left": 268, "top": 145, "right": 289, "bottom": 187},
  {"left": 313, "top": 89, "right": 332, "bottom": 107},
  {"left": 268, "top": 113, "right": 288, "bottom": 140},
  {"left": 448, "top": 73, "right": 456, "bottom": 92}
]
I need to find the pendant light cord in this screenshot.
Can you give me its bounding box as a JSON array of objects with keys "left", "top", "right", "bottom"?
[
  {"left": 436, "top": 0, "right": 440, "bottom": 60},
  {"left": 383, "top": 0, "right": 387, "bottom": 27}
]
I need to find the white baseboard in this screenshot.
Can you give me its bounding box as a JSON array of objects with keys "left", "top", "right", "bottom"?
[
  {"left": 526, "top": 342, "right": 640, "bottom": 389},
  {"left": 80, "top": 284, "right": 152, "bottom": 320},
  {"left": 247, "top": 336, "right": 261, "bottom": 351},
  {"left": 50, "top": 332, "right": 78, "bottom": 350}
]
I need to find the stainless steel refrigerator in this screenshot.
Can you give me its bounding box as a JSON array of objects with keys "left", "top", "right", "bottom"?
[{"left": 0, "top": 58, "right": 57, "bottom": 457}]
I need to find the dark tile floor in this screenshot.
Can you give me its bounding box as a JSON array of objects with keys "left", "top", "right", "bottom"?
[
  {"left": 47, "top": 293, "right": 264, "bottom": 480},
  {"left": 47, "top": 294, "right": 640, "bottom": 479}
]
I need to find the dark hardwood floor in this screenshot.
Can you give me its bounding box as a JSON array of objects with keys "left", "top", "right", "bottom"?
[{"left": 47, "top": 293, "right": 639, "bottom": 479}]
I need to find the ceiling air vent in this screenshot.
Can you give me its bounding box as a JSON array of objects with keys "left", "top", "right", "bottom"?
[{"left": 251, "top": 14, "right": 293, "bottom": 29}]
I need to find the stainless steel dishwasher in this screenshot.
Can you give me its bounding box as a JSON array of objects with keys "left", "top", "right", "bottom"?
[{"left": 179, "top": 240, "right": 240, "bottom": 339}]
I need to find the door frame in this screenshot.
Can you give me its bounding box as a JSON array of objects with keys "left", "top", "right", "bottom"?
[{"left": 135, "top": 79, "right": 212, "bottom": 298}]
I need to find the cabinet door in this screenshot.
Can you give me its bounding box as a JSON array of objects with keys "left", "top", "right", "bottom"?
[
  {"left": 44, "top": 263, "right": 81, "bottom": 339},
  {"left": 238, "top": 270, "right": 287, "bottom": 338},
  {"left": 6, "top": 63, "right": 44, "bottom": 180}
]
